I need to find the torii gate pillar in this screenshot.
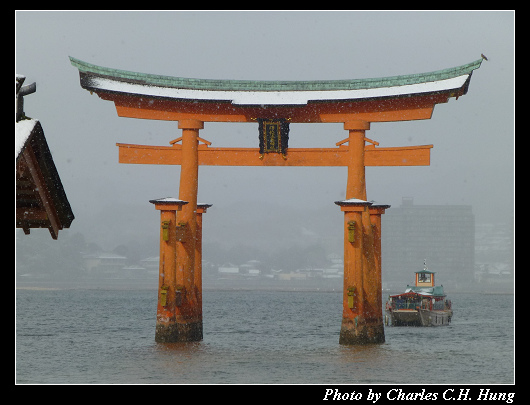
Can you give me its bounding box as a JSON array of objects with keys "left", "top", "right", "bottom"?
[
  {"left": 173, "top": 119, "right": 203, "bottom": 342},
  {"left": 151, "top": 119, "right": 205, "bottom": 342},
  {"left": 150, "top": 198, "right": 188, "bottom": 342},
  {"left": 345, "top": 121, "right": 370, "bottom": 201},
  {"left": 336, "top": 120, "right": 386, "bottom": 345}
]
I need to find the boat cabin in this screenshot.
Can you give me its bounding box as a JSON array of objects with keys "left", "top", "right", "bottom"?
[{"left": 415, "top": 268, "right": 435, "bottom": 287}]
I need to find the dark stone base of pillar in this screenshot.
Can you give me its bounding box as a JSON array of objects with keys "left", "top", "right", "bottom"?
[
  {"left": 339, "top": 319, "right": 385, "bottom": 345},
  {"left": 155, "top": 321, "right": 203, "bottom": 343}
]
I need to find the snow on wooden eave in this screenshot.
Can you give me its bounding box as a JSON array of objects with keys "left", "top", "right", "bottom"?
[
  {"left": 148, "top": 197, "right": 188, "bottom": 205},
  {"left": 85, "top": 74, "right": 469, "bottom": 106},
  {"left": 334, "top": 198, "right": 372, "bottom": 206},
  {"left": 15, "top": 118, "right": 37, "bottom": 159}
]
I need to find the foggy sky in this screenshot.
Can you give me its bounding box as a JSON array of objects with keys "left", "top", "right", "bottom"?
[{"left": 15, "top": 11, "right": 514, "bottom": 251}]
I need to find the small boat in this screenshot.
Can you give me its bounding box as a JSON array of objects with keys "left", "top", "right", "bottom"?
[{"left": 385, "top": 261, "right": 453, "bottom": 326}]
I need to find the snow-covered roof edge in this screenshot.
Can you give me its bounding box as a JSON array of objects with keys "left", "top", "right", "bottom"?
[
  {"left": 70, "top": 57, "right": 483, "bottom": 106},
  {"left": 15, "top": 118, "right": 38, "bottom": 159},
  {"left": 334, "top": 198, "right": 372, "bottom": 206},
  {"left": 149, "top": 197, "right": 189, "bottom": 205}
]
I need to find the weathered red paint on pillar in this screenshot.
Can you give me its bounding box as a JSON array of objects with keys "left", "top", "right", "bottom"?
[
  {"left": 169, "top": 119, "right": 204, "bottom": 342},
  {"left": 336, "top": 199, "right": 378, "bottom": 344},
  {"left": 361, "top": 206, "right": 381, "bottom": 340},
  {"left": 150, "top": 198, "right": 187, "bottom": 342},
  {"left": 195, "top": 203, "right": 212, "bottom": 321},
  {"left": 369, "top": 203, "right": 391, "bottom": 327},
  {"left": 339, "top": 120, "right": 385, "bottom": 344},
  {"left": 345, "top": 121, "right": 369, "bottom": 200}
]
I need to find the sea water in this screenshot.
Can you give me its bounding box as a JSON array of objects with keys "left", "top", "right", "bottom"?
[{"left": 15, "top": 288, "right": 514, "bottom": 384}]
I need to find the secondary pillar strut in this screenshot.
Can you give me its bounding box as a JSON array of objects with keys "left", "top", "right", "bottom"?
[
  {"left": 150, "top": 198, "right": 188, "bottom": 342},
  {"left": 369, "top": 202, "right": 391, "bottom": 329},
  {"left": 195, "top": 203, "right": 212, "bottom": 322}
]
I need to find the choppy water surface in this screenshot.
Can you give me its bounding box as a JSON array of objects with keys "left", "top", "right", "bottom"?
[{"left": 16, "top": 289, "right": 513, "bottom": 384}]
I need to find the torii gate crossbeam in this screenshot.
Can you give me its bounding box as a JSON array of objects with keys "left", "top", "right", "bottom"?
[
  {"left": 116, "top": 143, "right": 433, "bottom": 167},
  {"left": 70, "top": 56, "right": 482, "bottom": 345}
]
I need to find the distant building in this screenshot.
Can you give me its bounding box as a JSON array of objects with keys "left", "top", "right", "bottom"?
[
  {"left": 82, "top": 252, "right": 127, "bottom": 275},
  {"left": 140, "top": 256, "right": 160, "bottom": 271},
  {"left": 381, "top": 197, "right": 475, "bottom": 288},
  {"left": 238, "top": 259, "right": 263, "bottom": 276},
  {"left": 474, "top": 222, "right": 513, "bottom": 291},
  {"left": 278, "top": 272, "right": 307, "bottom": 281},
  {"left": 218, "top": 264, "right": 239, "bottom": 275}
]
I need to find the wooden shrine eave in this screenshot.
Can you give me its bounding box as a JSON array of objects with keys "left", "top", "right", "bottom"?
[
  {"left": 107, "top": 93, "right": 442, "bottom": 123},
  {"left": 16, "top": 119, "right": 74, "bottom": 239},
  {"left": 70, "top": 57, "right": 482, "bottom": 123},
  {"left": 117, "top": 142, "right": 433, "bottom": 167}
]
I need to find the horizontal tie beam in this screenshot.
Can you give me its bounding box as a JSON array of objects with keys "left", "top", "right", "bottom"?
[{"left": 117, "top": 143, "right": 432, "bottom": 167}]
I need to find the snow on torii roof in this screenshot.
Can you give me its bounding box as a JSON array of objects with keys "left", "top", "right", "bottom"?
[
  {"left": 334, "top": 198, "right": 372, "bottom": 206},
  {"left": 70, "top": 56, "right": 483, "bottom": 106}
]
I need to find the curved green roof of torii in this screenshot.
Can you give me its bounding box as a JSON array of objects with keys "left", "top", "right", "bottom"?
[{"left": 70, "top": 56, "right": 483, "bottom": 106}]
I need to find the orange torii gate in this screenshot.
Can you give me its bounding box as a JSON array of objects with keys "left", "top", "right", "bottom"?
[{"left": 70, "top": 56, "right": 482, "bottom": 344}]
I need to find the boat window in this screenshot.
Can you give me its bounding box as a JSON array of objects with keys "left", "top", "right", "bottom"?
[
  {"left": 433, "top": 299, "right": 444, "bottom": 310},
  {"left": 393, "top": 296, "right": 420, "bottom": 310}
]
